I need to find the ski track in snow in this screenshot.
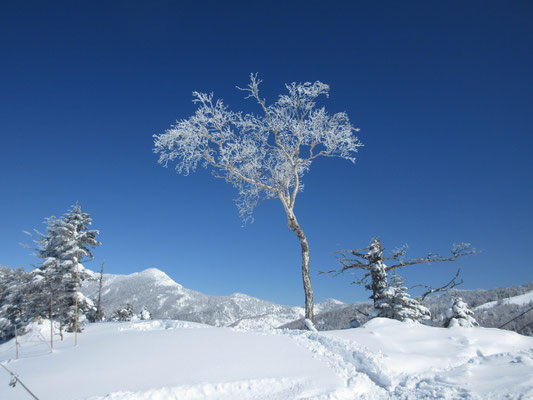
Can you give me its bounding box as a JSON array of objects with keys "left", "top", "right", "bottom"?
[
  {"left": 272, "top": 325, "right": 533, "bottom": 399},
  {"left": 275, "top": 329, "right": 472, "bottom": 399},
  {"left": 277, "top": 329, "right": 391, "bottom": 398}
]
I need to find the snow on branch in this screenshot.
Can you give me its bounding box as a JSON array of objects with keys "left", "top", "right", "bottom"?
[
  {"left": 154, "top": 74, "right": 362, "bottom": 222},
  {"left": 386, "top": 243, "right": 476, "bottom": 272},
  {"left": 323, "top": 239, "right": 475, "bottom": 301}
]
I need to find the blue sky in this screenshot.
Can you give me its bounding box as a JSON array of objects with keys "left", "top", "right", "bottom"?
[{"left": 1, "top": 1, "right": 532, "bottom": 306}]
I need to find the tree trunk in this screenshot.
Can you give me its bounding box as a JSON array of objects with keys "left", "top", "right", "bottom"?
[
  {"left": 96, "top": 262, "right": 105, "bottom": 321},
  {"left": 50, "top": 292, "right": 53, "bottom": 349},
  {"left": 286, "top": 210, "right": 314, "bottom": 322},
  {"left": 368, "top": 238, "right": 387, "bottom": 306},
  {"left": 15, "top": 324, "right": 19, "bottom": 359}
]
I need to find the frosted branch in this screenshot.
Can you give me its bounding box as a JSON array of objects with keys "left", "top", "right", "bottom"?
[{"left": 154, "top": 74, "right": 361, "bottom": 221}]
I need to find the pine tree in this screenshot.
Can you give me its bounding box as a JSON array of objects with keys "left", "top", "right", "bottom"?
[
  {"left": 367, "top": 238, "right": 388, "bottom": 306},
  {"left": 111, "top": 304, "right": 135, "bottom": 321},
  {"left": 34, "top": 203, "right": 100, "bottom": 332},
  {"left": 0, "top": 267, "right": 46, "bottom": 339},
  {"left": 376, "top": 274, "right": 431, "bottom": 322},
  {"left": 328, "top": 239, "right": 473, "bottom": 306},
  {"left": 0, "top": 267, "right": 28, "bottom": 339},
  {"left": 445, "top": 296, "right": 478, "bottom": 327},
  {"left": 139, "top": 306, "right": 151, "bottom": 320}
]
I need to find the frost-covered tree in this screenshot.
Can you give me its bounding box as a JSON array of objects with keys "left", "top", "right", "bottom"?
[
  {"left": 356, "top": 238, "right": 388, "bottom": 306},
  {"left": 445, "top": 296, "right": 478, "bottom": 327},
  {"left": 31, "top": 203, "right": 100, "bottom": 332},
  {"left": 0, "top": 267, "right": 47, "bottom": 340},
  {"left": 326, "top": 239, "right": 474, "bottom": 305},
  {"left": 139, "top": 306, "right": 151, "bottom": 320},
  {"left": 375, "top": 274, "right": 431, "bottom": 321},
  {"left": 111, "top": 304, "right": 135, "bottom": 322},
  {"left": 0, "top": 267, "right": 30, "bottom": 339},
  {"left": 154, "top": 74, "right": 362, "bottom": 322}
]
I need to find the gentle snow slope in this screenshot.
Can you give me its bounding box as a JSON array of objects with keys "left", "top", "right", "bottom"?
[
  {"left": 1, "top": 319, "right": 533, "bottom": 399},
  {"left": 475, "top": 290, "right": 533, "bottom": 310}
]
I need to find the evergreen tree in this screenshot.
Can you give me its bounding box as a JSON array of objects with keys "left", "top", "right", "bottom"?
[
  {"left": 139, "top": 306, "right": 151, "bottom": 320},
  {"left": 376, "top": 274, "right": 431, "bottom": 322},
  {"left": 111, "top": 304, "right": 135, "bottom": 321},
  {"left": 0, "top": 267, "right": 40, "bottom": 340},
  {"left": 367, "top": 238, "right": 388, "bottom": 305},
  {"left": 328, "top": 239, "right": 473, "bottom": 306},
  {"left": 34, "top": 203, "right": 100, "bottom": 332},
  {"left": 445, "top": 296, "right": 478, "bottom": 327}
]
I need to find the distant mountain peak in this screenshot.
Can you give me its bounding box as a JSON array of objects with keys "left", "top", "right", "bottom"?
[
  {"left": 80, "top": 267, "right": 350, "bottom": 330},
  {"left": 230, "top": 292, "right": 252, "bottom": 299},
  {"left": 136, "top": 268, "right": 182, "bottom": 288},
  {"left": 81, "top": 268, "right": 303, "bottom": 329}
]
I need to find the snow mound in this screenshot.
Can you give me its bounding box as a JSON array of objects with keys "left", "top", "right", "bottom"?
[
  {"left": 84, "top": 378, "right": 313, "bottom": 400},
  {"left": 324, "top": 318, "right": 533, "bottom": 398},
  {"left": 0, "top": 321, "right": 340, "bottom": 400},
  {"left": 118, "top": 320, "right": 211, "bottom": 331}
]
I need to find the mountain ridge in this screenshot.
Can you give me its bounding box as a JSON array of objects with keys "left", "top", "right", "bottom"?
[
  {"left": 81, "top": 267, "right": 346, "bottom": 329},
  {"left": 82, "top": 267, "right": 533, "bottom": 334}
]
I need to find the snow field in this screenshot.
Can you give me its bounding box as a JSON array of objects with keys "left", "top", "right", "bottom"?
[
  {"left": 0, "top": 320, "right": 341, "bottom": 400},
  {"left": 324, "top": 318, "right": 533, "bottom": 398},
  {"left": 1, "top": 318, "right": 533, "bottom": 399}
]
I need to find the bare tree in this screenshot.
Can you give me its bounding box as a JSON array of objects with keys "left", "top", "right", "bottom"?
[
  {"left": 96, "top": 261, "right": 105, "bottom": 322},
  {"left": 153, "top": 74, "right": 362, "bottom": 322},
  {"left": 324, "top": 238, "right": 474, "bottom": 305}
]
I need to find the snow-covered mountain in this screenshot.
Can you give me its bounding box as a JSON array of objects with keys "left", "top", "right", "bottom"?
[
  {"left": 82, "top": 266, "right": 533, "bottom": 334},
  {"left": 81, "top": 268, "right": 343, "bottom": 329}
]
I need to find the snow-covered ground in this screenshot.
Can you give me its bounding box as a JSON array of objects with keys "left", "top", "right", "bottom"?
[
  {"left": 475, "top": 290, "right": 533, "bottom": 311},
  {"left": 1, "top": 318, "right": 532, "bottom": 399}
]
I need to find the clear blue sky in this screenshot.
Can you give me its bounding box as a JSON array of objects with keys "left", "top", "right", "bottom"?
[{"left": 1, "top": 1, "right": 532, "bottom": 306}]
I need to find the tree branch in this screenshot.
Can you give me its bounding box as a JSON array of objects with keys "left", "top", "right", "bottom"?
[
  {"left": 387, "top": 243, "right": 475, "bottom": 272},
  {"left": 411, "top": 269, "right": 464, "bottom": 301}
]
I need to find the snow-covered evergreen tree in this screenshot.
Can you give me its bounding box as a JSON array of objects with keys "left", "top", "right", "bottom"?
[
  {"left": 376, "top": 274, "right": 431, "bottom": 322},
  {"left": 329, "top": 239, "right": 473, "bottom": 311},
  {"left": 0, "top": 267, "right": 28, "bottom": 339},
  {"left": 445, "top": 296, "right": 478, "bottom": 327},
  {"left": 0, "top": 267, "right": 47, "bottom": 339},
  {"left": 111, "top": 304, "right": 135, "bottom": 322},
  {"left": 33, "top": 203, "right": 100, "bottom": 332},
  {"left": 139, "top": 306, "right": 151, "bottom": 320},
  {"left": 366, "top": 238, "right": 388, "bottom": 305}
]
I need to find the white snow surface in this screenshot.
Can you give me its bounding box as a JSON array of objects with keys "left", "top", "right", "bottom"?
[
  {"left": 475, "top": 290, "right": 533, "bottom": 310},
  {"left": 1, "top": 318, "right": 533, "bottom": 399}
]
